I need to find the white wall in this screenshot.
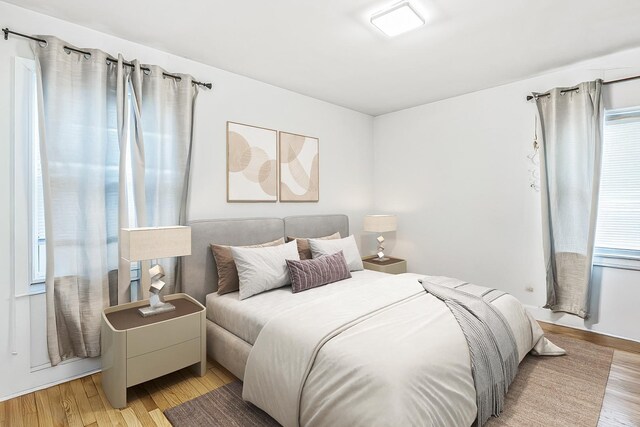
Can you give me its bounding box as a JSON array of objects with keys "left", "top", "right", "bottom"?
[
  {"left": 3, "top": 0, "right": 639, "bottom": 403},
  {"left": 374, "top": 47, "right": 640, "bottom": 342},
  {"left": 0, "top": 1, "right": 374, "bottom": 400}
]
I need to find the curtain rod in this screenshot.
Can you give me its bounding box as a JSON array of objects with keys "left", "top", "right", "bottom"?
[
  {"left": 3, "top": 27, "right": 213, "bottom": 90},
  {"left": 525, "top": 74, "right": 640, "bottom": 101}
]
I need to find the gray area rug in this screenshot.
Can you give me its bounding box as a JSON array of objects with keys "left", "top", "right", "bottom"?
[
  {"left": 165, "top": 333, "right": 613, "bottom": 426},
  {"left": 164, "top": 380, "right": 279, "bottom": 426}
]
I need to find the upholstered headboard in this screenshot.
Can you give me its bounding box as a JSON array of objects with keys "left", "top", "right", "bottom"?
[
  {"left": 181, "top": 214, "right": 349, "bottom": 304},
  {"left": 284, "top": 214, "right": 349, "bottom": 240}
]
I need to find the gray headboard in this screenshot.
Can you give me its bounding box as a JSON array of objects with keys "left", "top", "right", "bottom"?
[{"left": 181, "top": 214, "right": 349, "bottom": 304}]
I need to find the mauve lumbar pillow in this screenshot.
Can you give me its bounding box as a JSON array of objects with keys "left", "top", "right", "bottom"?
[
  {"left": 210, "top": 237, "right": 285, "bottom": 295},
  {"left": 286, "top": 251, "right": 352, "bottom": 293},
  {"left": 286, "top": 232, "right": 341, "bottom": 260}
]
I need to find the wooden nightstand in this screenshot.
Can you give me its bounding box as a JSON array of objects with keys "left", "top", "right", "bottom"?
[
  {"left": 362, "top": 256, "right": 407, "bottom": 274},
  {"left": 101, "top": 293, "right": 206, "bottom": 408}
]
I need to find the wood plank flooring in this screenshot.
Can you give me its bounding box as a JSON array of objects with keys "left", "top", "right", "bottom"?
[
  {"left": 0, "top": 360, "right": 234, "bottom": 427},
  {"left": 2, "top": 324, "right": 639, "bottom": 426}
]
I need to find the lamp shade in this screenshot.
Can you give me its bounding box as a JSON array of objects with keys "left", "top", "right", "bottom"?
[
  {"left": 120, "top": 226, "right": 191, "bottom": 262},
  {"left": 363, "top": 215, "right": 397, "bottom": 233}
]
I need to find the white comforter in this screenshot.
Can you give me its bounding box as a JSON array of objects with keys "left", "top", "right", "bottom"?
[{"left": 243, "top": 273, "right": 560, "bottom": 427}]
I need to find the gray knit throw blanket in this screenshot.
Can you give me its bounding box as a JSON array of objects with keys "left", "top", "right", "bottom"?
[{"left": 420, "top": 277, "right": 519, "bottom": 427}]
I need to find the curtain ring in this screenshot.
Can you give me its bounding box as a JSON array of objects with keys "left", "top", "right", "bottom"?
[
  {"left": 143, "top": 68, "right": 151, "bottom": 76},
  {"left": 38, "top": 40, "right": 47, "bottom": 48}
]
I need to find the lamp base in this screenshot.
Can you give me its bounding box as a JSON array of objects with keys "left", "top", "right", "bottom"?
[
  {"left": 372, "top": 256, "right": 390, "bottom": 262},
  {"left": 138, "top": 302, "right": 176, "bottom": 317}
]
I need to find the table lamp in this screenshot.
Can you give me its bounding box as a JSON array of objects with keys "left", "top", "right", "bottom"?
[
  {"left": 363, "top": 215, "right": 397, "bottom": 262},
  {"left": 120, "top": 226, "right": 191, "bottom": 317}
]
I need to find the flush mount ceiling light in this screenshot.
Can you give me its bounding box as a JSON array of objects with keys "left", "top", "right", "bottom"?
[{"left": 370, "top": 2, "right": 425, "bottom": 37}]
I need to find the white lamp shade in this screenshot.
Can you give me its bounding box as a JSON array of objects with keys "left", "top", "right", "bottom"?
[
  {"left": 363, "top": 215, "right": 397, "bottom": 233},
  {"left": 120, "top": 226, "right": 191, "bottom": 262}
]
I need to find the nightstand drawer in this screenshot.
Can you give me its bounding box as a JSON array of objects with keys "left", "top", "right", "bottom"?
[
  {"left": 126, "top": 337, "right": 201, "bottom": 387},
  {"left": 126, "top": 313, "right": 200, "bottom": 358}
]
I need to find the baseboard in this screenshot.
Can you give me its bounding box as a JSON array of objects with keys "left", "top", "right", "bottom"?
[{"left": 0, "top": 368, "right": 101, "bottom": 402}]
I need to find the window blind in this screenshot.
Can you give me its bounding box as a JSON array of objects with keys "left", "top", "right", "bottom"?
[{"left": 594, "top": 109, "right": 640, "bottom": 253}]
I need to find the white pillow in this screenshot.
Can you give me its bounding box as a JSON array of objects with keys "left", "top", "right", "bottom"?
[
  {"left": 309, "top": 235, "right": 364, "bottom": 271},
  {"left": 232, "top": 240, "right": 300, "bottom": 300}
]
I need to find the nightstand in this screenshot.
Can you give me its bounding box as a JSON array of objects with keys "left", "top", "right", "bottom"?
[
  {"left": 101, "top": 293, "right": 206, "bottom": 408},
  {"left": 362, "top": 256, "right": 407, "bottom": 274}
]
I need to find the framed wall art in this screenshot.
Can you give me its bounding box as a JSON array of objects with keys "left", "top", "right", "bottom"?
[
  {"left": 227, "top": 122, "right": 278, "bottom": 202},
  {"left": 279, "top": 131, "right": 319, "bottom": 202}
]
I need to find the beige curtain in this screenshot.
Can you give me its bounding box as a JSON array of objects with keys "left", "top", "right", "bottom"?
[
  {"left": 116, "top": 54, "right": 134, "bottom": 306},
  {"left": 34, "top": 37, "right": 199, "bottom": 365},
  {"left": 33, "top": 37, "right": 119, "bottom": 365},
  {"left": 112, "top": 60, "right": 198, "bottom": 303},
  {"left": 534, "top": 80, "right": 603, "bottom": 318},
  {"left": 131, "top": 65, "right": 198, "bottom": 299}
]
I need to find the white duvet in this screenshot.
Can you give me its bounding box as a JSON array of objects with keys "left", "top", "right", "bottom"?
[{"left": 243, "top": 273, "right": 562, "bottom": 427}]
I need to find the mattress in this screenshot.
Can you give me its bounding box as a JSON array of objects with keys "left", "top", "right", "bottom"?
[{"left": 205, "top": 270, "right": 389, "bottom": 345}]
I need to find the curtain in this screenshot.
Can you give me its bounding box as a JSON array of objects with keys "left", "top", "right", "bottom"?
[
  {"left": 534, "top": 80, "right": 604, "bottom": 318},
  {"left": 33, "top": 37, "right": 120, "bottom": 365},
  {"left": 130, "top": 65, "right": 198, "bottom": 299},
  {"left": 33, "top": 37, "right": 199, "bottom": 365},
  {"left": 116, "top": 54, "right": 134, "bottom": 306}
]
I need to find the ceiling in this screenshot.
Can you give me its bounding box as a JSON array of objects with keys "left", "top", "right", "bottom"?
[{"left": 6, "top": 0, "right": 640, "bottom": 115}]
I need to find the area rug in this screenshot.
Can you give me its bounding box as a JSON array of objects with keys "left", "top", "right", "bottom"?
[
  {"left": 164, "top": 380, "right": 279, "bottom": 426},
  {"left": 485, "top": 332, "right": 613, "bottom": 426},
  {"left": 165, "top": 333, "right": 613, "bottom": 426}
]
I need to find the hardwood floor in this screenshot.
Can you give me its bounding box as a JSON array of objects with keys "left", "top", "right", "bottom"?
[
  {"left": 0, "top": 360, "right": 234, "bottom": 427},
  {"left": 599, "top": 351, "right": 640, "bottom": 426},
  {"left": 2, "top": 324, "right": 639, "bottom": 426}
]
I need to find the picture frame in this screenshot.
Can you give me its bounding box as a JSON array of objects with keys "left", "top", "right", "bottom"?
[
  {"left": 279, "top": 131, "right": 319, "bottom": 202},
  {"left": 227, "top": 121, "right": 278, "bottom": 202}
]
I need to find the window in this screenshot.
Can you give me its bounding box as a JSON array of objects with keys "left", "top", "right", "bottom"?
[
  {"left": 13, "top": 57, "right": 46, "bottom": 293},
  {"left": 16, "top": 57, "right": 141, "bottom": 292},
  {"left": 594, "top": 107, "right": 640, "bottom": 270},
  {"left": 31, "top": 82, "right": 46, "bottom": 285}
]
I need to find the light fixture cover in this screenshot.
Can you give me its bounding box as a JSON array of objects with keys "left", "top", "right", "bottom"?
[
  {"left": 364, "top": 215, "right": 398, "bottom": 233},
  {"left": 120, "top": 226, "right": 191, "bottom": 262},
  {"left": 371, "top": 2, "right": 425, "bottom": 37}
]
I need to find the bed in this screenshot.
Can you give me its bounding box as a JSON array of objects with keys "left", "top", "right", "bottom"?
[
  {"left": 181, "top": 215, "right": 352, "bottom": 381},
  {"left": 181, "top": 214, "right": 561, "bottom": 427}
]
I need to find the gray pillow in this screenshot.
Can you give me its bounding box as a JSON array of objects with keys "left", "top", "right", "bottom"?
[
  {"left": 232, "top": 240, "right": 300, "bottom": 300},
  {"left": 309, "top": 235, "right": 364, "bottom": 271},
  {"left": 286, "top": 251, "right": 352, "bottom": 293}
]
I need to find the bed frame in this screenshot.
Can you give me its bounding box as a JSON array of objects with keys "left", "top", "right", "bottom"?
[{"left": 180, "top": 214, "right": 349, "bottom": 380}]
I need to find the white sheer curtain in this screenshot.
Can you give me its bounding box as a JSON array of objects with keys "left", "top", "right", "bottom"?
[
  {"left": 33, "top": 37, "right": 199, "bottom": 365},
  {"left": 131, "top": 65, "right": 198, "bottom": 299},
  {"left": 534, "top": 80, "right": 603, "bottom": 318},
  {"left": 113, "top": 61, "right": 199, "bottom": 302},
  {"left": 33, "top": 37, "right": 120, "bottom": 365}
]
